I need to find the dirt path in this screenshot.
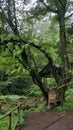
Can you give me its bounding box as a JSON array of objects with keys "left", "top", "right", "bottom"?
[{"left": 20, "top": 110, "right": 73, "bottom": 130}]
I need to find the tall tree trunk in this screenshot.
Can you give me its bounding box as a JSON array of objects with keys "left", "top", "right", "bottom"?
[
  {"left": 35, "top": 76, "right": 48, "bottom": 103},
  {"left": 58, "top": 11, "right": 69, "bottom": 100},
  {"left": 59, "top": 16, "right": 69, "bottom": 78}
]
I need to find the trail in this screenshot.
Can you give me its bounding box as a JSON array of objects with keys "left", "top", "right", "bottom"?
[{"left": 20, "top": 110, "right": 73, "bottom": 130}]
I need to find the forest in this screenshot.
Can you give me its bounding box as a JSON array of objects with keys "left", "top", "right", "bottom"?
[
  {"left": 0, "top": 0, "right": 73, "bottom": 102},
  {"left": 0, "top": 0, "right": 73, "bottom": 129}
]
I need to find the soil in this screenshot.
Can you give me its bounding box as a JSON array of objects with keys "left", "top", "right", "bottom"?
[{"left": 20, "top": 110, "right": 73, "bottom": 130}]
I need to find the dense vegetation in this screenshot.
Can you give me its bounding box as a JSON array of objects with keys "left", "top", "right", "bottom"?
[{"left": 0, "top": 0, "right": 73, "bottom": 104}]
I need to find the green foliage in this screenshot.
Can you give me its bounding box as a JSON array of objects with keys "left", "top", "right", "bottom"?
[
  {"left": 0, "top": 95, "right": 27, "bottom": 102},
  {"left": 0, "top": 0, "right": 73, "bottom": 104},
  {"left": 0, "top": 117, "right": 8, "bottom": 130},
  {"left": 63, "top": 102, "right": 73, "bottom": 110},
  {"left": 0, "top": 75, "right": 42, "bottom": 97},
  {"left": 16, "top": 110, "right": 24, "bottom": 130},
  {"left": 34, "top": 104, "right": 46, "bottom": 112},
  {"left": 65, "top": 88, "right": 73, "bottom": 102},
  {"left": 55, "top": 88, "right": 73, "bottom": 111},
  {"left": 24, "top": 84, "right": 42, "bottom": 97},
  {"left": 0, "top": 76, "right": 32, "bottom": 95},
  {"left": 33, "top": 19, "right": 61, "bottom": 67},
  {"left": 55, "top": 102, "right": 73, "bottom": 111}
]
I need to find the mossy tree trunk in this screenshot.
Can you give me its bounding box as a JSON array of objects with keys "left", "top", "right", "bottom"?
[{"left": 57, "top": 2, "right": 70, "bottom": 101}]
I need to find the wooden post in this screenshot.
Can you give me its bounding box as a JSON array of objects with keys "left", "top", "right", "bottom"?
[
  {"left": 0, "top": 104, "right": 21, "bottom": 130},
  {"left": 8, "top": 113, "right": 11, "bottom": 130},
  {"left": 18, "top": 106, "right": 20, "bottom": 122}
]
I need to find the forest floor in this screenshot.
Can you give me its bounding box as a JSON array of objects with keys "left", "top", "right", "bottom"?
[{"left": 20, "top": 110, "right": 73, "bottom": 130}]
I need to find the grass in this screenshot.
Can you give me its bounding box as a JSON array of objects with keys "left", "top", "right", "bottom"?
[
  {"left": 34, "top": 104, "right": 46, "bottom": 112},
  {"left": 0, "top": 117, "right": 8, "bottom": 130},
  {"left": 0, "top": 95, "right": 26, "bottom": 100},
  {"left": 55, "top": 102, "right": 73, "bottom": 111},
  {"left": 14, "top": 109, "right": 24, "bottom": 130}
]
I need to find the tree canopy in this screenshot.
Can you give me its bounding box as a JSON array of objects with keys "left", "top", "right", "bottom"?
[{"left": 0, "top": 0, "right": 73, "bottom": 103}]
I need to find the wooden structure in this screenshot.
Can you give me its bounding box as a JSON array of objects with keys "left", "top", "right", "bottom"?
[
  {"left": 0, "top": 103, "right": 21, "bottom": 130},
  {"left": 48, "top": 78, "right": 71, "bottom": 107},
  {"left": 48, "top": 88, "right": 60, "bottom": 107}
]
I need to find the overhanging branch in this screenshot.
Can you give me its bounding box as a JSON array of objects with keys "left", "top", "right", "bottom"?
[
  {"left": 0, "top": 37, "right": 53, "bottom": 65},
  {"left": 66, "top": 13, "right": 73, "bottom": 19},
  {"left": 30, "top": 42, "right": 53, "bottom": 64},
  {"left": 5, "top": 46, "right": 27, "bottom": 69}
]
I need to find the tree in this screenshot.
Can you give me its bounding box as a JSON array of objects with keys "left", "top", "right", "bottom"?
[
  {"left": 0, "top": 0, "right": 73, "bottom": 104},
  {"left": 29, "top": 0, "right": 73, "bottom": 99}
]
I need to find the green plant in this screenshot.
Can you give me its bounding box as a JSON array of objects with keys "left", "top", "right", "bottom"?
[
  {"left": 15, "top": 110, "right": 24, "bottom": 130},
  {"left": 65, "top": 88, "right": 73, "bottom": 102},
  {"left": 55, "top": 102, "right": 73, "bottom": 111},
  {"left": 34, "top": 104, "right": 46, "bottom": 112},
  {"left": 24, "top": 84, "right": 42, "bottom": 97}
]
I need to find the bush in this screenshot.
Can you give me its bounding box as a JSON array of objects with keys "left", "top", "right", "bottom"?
[
  {"left": 65, "top": 88, "right": 73, "bottom": 102},
  {"left": 0, "top": 76, "right": 42, "bottom": 97}
]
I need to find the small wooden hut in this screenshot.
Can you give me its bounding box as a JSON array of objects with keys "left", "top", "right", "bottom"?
[{"left": 48, "top": 88, "right": 60, "bottom": 107}]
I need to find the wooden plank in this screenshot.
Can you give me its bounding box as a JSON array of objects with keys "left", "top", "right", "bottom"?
[
  {"left": 8, "top": 113, "right": 11, "bottom": 130},
  {"left": 0, "top": 104, "right": 20, "bottom": 120},
  {"left": 0, "top": 103, "right": 21, "bottom": 130}
]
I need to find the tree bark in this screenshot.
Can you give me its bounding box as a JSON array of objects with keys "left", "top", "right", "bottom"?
[
  {"left": 30, "top": 71, "right": 48, "bottom": 104},
  {"left": 58, "top": 8, "right": 70, "bottom": 100}
]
